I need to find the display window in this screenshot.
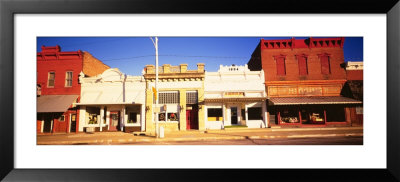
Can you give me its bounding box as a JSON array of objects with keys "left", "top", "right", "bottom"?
[
  {"left": 279, "top": 107, "right": 300, "bottom": 124},
  {"left": 301, "top": 107, "right": 325, "bottom": 124}
]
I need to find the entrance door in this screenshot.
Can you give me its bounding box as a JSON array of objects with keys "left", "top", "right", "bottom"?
[
  {"left": 43, "top": 114, "right": 52, "bottom": 133},
  {"left": 70, "top": 114, "right": 76, "bottom": 132},
  {"left": 186, "top": 108, "right": 198, "bottom": 130},
  {"left": 231, "top": 107, "right": 238, "bottom": 125},
  {"left": 109, "top": 111, "right": 120, "bottom": 131}
]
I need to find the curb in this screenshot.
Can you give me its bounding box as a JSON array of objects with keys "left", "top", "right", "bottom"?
[
  {"left": 37, "top": 133, "right": 363, "bottom": 145},
  {"left": 207, "top": 127, "right": 363, "bottom": 133}
]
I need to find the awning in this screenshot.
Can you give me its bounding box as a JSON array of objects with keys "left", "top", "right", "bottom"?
[
  {"left": 269, "top": 96, "right": 362, "bottom": 105},
  {"left": 204, "top": 97, "right": 267, "bottom": 103},
  {"left": 37, "top": 95, "right": 79, "bottom": 112}
]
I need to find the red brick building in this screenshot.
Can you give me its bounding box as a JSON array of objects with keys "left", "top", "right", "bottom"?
[
  {"left": 37, "top": 45, "right": 109, "bottom": 133},
  {"left": 248, "top": 37, "right": 362, "bottom": 127}
]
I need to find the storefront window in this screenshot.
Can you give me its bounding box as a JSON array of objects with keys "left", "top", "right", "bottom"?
[
  {"left": 326, "top": 106, "right": 345, "bottom": 122},
  {"left": 207, "top": 108, "right": 222, "bottom": 121},
  {"left": 248, "top": 107, "right": 262, "bottom": 120},
  {"left": 280, "top": 108, "right": 299, "bottom": 124},
  {"left": 301, "top": 107, "right": 325, "bottom": 124},
  {"left": 158, "top": 113, "right": 166, "bottom": 121},
  {"left": 58, "top": 115, "right": 65, "bottom": 122},
  {"left": 168, "top": 113, "right": 178, "bottom": 121},
  {"left": 128, "top": 112, "right": 137, "bottom": 123},
  {"left": 89, "top": 114, "right": 98, "bottom": 124},
  {"left": 86, "top": 107, "right": 100, "bottom": 124}
]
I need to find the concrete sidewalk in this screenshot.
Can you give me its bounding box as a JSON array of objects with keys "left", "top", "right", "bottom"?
[{"left": 37, "top": 127, "right": 363, "bottom": 145}]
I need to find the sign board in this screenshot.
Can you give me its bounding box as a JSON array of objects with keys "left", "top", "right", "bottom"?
[{"left": 224, "top": 92, "right": 245, "bottom": 98}]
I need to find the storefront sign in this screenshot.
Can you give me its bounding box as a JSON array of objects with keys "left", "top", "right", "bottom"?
[
  {"left": 268, "top": 84, "right": 342, "bottom": 97},
  {"left": 224, "top": 92, "right": 244, "bottom": 97}
]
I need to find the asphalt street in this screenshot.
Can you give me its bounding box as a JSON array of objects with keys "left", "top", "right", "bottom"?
[{"left": 114, "top": 136, "right": 363, "bottom": 145}]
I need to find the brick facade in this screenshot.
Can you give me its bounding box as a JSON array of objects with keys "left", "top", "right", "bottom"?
[
  {"left": 248, "top": 37, "right": 361, "bottom": 127},
  {"left": 37, "top": 45, "right": 110, "bottom": 133},
  {"left": 82, "top": 51, "right": 110, "bottom": 77}
]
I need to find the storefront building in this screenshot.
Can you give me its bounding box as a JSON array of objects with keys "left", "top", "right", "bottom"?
[
  {"left": 37, "top": 45, "right": 109, "bottom": 133},
  {"left": 342, "top": 61, "right": 363, "bottom": 125},
  {"left": 248, "top": 37, "right": 362, "bottom": 127},
  {"left": 143, "top": 63, "right": 205, "bottom": 133},
  {"left": 77, "top": 68, "right": 146, "bottom": 132},
  {"left": 204, "top": 64, "right": 267, "bottom": 129}
]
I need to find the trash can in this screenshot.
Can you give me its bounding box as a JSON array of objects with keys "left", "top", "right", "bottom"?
[{"left": 159, "top": 126, "right": 164, "bottom": 138}]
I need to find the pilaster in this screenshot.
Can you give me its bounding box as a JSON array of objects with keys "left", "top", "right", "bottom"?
[{"left": 179, "top": 89, "right": 187, "bottom": 131}]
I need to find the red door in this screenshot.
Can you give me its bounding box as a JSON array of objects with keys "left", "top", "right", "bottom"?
[
  {"left": 186, "top": 109, "right": 198, "bottom": 130},
  {"left": 109, "top": 111, "right": 120, "bottom": 131}
]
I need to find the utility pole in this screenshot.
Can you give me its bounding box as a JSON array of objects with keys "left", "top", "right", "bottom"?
[{"left": 150, "top": 37, "right": 159, "bottom": 138}]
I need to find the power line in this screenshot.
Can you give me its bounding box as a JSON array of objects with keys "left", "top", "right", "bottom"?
[{"left": 102, "top": 54, "right": 250, "bottom": 62}]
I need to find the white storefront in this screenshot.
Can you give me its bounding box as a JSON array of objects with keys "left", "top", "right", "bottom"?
[
  {"left": 204, "top": 64, "right": 268, "bottom": 129},
  {"left": 77, "top": 68, "right": 146, "bottom": 132}
]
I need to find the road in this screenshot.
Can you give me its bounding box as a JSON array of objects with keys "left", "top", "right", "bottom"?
[{"left": 115, "top": 136, "right": 363, "bottom": 145}]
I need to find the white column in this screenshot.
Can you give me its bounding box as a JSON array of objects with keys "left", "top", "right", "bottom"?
[
  {"left": 121, "top": 106, "right": 126, "bottom": 131},
  {"left": 141, "top": 104, "right": 145, "bottom": 132},
  {"left": 100, "top": 106, "right": 104, "bottom": 132},
  {"left": 79, "top": 106, "right": 86, "bottom": 132},
  {"left": 262, "top": 100, "right": 267, "bottom": 128},
  {"left": 245, "top": 103, "right": 249, "bottom": 125},
  {"left": 222, "top": 103, "right": 226, "bottom": 127},
  {"left": 106, "top": 110, "right": 110, "bottom": 130}
]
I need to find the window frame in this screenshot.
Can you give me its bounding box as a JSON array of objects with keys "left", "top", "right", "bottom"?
[
  {"left": 207, "top": 108, "right": 223, "bottom": 121},
  {"left": 157, "top": 91, "right": 179, "bottom": 104},
  {"left": 65, "top": 71, "right": 73, "bottom": 87},
  {"left": 319, "top": 53, "right": 331, "bottom": 75},
  {"left": 47, "top": 71, "right": 55, "bottom": 88},
  {"left": 127, "top": 112, "right": 138, "bottom": 124},
  {"left": 247, "top": 107, "right": 263, "bottom": 120},
  {"left": 58, "top": 115, "right": 65, "bottom": 122},
  {"left": 274, "top": 55, "right": 286, "bottom": 76},
  {"left": 296, "top": 54, "right": 309, "bottom": 76}
]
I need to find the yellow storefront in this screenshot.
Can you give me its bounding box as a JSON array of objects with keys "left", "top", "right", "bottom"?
[{"left": 143, "top": 63, "right": 205, "bottom": 134}]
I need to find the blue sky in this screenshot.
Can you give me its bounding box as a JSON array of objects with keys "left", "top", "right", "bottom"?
[{"left": 37, "top": 37, "right": 363, "bottom": 76}]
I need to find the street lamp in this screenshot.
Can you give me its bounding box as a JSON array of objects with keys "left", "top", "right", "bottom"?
[{"left": 150, "top": 37, "right": 159, "bottom": 138}]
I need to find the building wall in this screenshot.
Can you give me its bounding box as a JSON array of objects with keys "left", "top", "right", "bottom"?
[
  {"left": 248, "top": 38, "right": 347, "bottom": 83},
  {"left": 204, "top": 65, "right": 267, "bottom": 129},
  {"left": 82, "top": 51, "right": 110, "bottom": 77},
  {"left": 247, "top": 38, "right": 362, "bottom": 127},
  {"left": 37, "top": 45, "right": 110, "bottom": 133},
  {"left": 144, "top": 63, "right": 205, "bottom": 133},
  {"left": 37, "top": 46, "right": 83, "bottom": 95},
  {"left": 78, "top": 68, "right": 146, "bottom": 132}
]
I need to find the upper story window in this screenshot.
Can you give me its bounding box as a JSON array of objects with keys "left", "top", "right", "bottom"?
[
  {"left": 48, "top": 72, "right": 55, "bottom": 87},
  {"left": 65, "top": 71, "right": 73, "bottom": 87},
  {"left": 274, "top": 55, "right": 286, "bottom": 76},
  {"left": 319, "top": 53, "right": 331, "bottom": 74},
  {"left": 157, "top": 91, "right": 179, "bottom": 104},
  {"left": 296, "top": 54, "right": 308, "bottom": 75},
  {"left": 186, "top": 91, "right": 198, "bottom": 104}
]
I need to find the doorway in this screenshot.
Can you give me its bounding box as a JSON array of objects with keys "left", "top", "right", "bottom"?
[
  {"left": 43, "top": 114, "right": 52, "bottom": 133},
  {"left": 109, "top": 111, "right": 120, "bottom": 131},
  {"left": 231, "top": 107, "right": 238, "bottom": 125},
  {"left": 70, "top": 114, "right": 77, "bottom": 132},
  {"left": 186, "top": 105, "right": 198, "bottom": 130}
]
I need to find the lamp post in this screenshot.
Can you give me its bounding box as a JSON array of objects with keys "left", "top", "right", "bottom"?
[{"left": 150, "top": 37, "right": 159, "bottom": 138}]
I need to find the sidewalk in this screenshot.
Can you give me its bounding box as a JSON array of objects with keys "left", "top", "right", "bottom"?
[{"left": 37, "top": 127, "right": 363, "bottom": 145}]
